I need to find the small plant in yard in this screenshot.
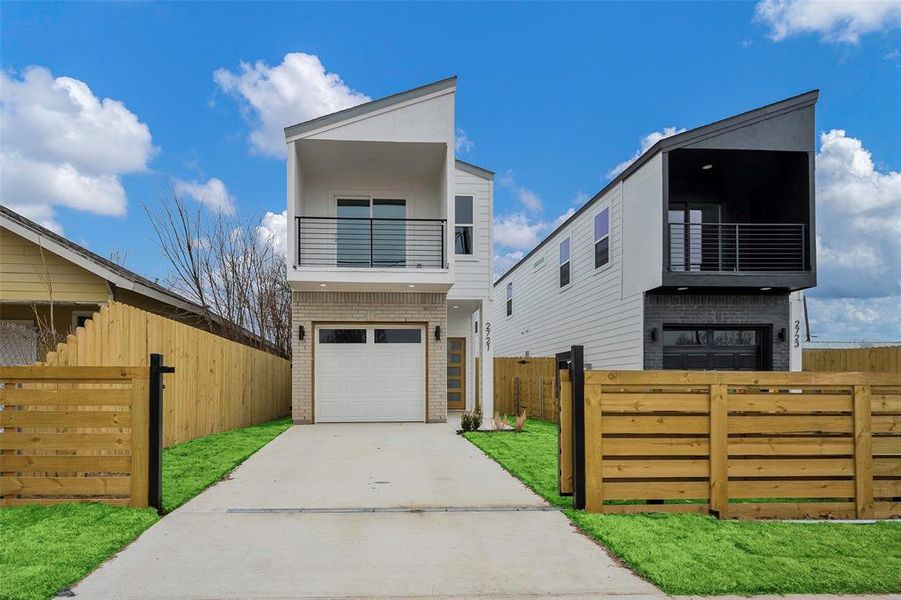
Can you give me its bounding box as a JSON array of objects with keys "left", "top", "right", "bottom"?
[
  {"left": 459, "top": 407, "right": 484, "bottom": 432},
  {"left": 514, "top": 409, "right": 528, "bottom": 431},
  {"left": 492, "top": 411, "right": 510, "bottom": 430}
]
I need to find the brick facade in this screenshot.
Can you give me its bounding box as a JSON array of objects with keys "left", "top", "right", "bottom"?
[
  {"left": 291, "top": 291, "right": 448, "bottom": 423},
  {"left": 643, "top": 293, "right": 790, "bottom": 370}
]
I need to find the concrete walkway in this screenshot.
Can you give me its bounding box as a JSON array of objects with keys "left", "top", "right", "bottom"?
[{"left": 73, "top": 422, "right": 659, "bottom": 599}]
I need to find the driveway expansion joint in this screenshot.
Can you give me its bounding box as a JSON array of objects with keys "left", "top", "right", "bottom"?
[{"left": 226, "top": 505, "right": 561, "bottom": 514}]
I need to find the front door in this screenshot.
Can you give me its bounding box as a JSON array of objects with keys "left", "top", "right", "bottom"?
[{"left": 447, "top": 337, "right": 466, "bottom": 410}]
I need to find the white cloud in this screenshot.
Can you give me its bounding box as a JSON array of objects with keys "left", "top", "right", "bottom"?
[
  {"left": 552, "top": 207, "right": 576, "bottom": 228},
  {"left": 174, "top": 178, "right": 236, "bottom": 214},
  {"left": 494, "top": 212, "right": 547, "bottom": 249},
  {"left": 572, "top": 190, "right": 591, "bottom": 206},
  {"left": 807, "top": 297, "right": 901, "bottom": 342},
  {"left": 493, "top": 251, "right": 524, "bottom": 281},
  {"left": 499, "top": 170, "right": 542, "bottom": 212},
  {"left": 257, "top": 210, "right": 287, "bottom": 256},
  {"left": 607, "top": 127, "right": 686, "bottom": 179},
  {"left": 455, "top": 128, "right": 474, "bottom": 154},
  {"left": 0, "top": 66, "right": 155, "bottom": 231},
  {"left": 214, "top": 52, "right": 370, "bottom": 158},
  {"left": 813, "top": 129, "right": 901, "bottom": 299},
  {"left": 755, "top": 0, "right": 901, "bottom": 43}
]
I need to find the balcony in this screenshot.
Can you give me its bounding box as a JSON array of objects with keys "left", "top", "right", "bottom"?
[
  {"left": 668, "top": 222, "right": 807, "bottom": 273},
  {"left": 296, "top": 216, "right": 446, "bottom": 269}
]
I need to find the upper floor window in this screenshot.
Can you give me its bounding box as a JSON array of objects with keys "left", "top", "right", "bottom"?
[
  {"left": 455, "top": 195, "right": 474, "bottom": 255},
  {"left": 506, "top": 282, "right": 513, "bottom": 317},
  {"left": 594, "top": 208, "right": 610, "bottom": 269},
  {"left": 559, "top": 237, "right": 571, "bottom": 287}
]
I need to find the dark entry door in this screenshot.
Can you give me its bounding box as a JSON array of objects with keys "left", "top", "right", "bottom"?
[{"left": 662, "top": 327, "right": 766, "bottom": 370}]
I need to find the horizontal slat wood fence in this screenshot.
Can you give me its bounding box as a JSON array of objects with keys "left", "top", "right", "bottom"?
[
  {"left": 804, "top": 346, "right": 901, "bottom": 374},
  {"left": 0, "top": 366, "right": 149, "bottom": 508},
  {"left": 39, "top": 301, "right": 290, "bottom": 447},
  {"left": 570, "top": 370, "right": 900, "bottom": 519},
  {"left": 494, "top": 357, "right": 556, "bottom": 419}
]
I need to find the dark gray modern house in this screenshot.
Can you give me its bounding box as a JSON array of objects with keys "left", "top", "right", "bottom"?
[{"left": 493, "top": 91, "right": 817, "bottom": 371}]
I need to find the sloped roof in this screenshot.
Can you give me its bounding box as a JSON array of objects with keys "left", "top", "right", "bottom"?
[
  {"left": 455, "top": 159, "right": 494, "bottom": 180},
  {"left": 0, "top": 205, "right": 278, "bottom": 353},
  {"left": 284, "top": 76, "right": 457, "bottom": 139},
  {"left": 493, "top": 89, "right": 819, "bottom": 286}
]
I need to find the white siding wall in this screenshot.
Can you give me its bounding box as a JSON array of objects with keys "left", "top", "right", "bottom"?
[
  {"left": 622, "top": 153, "right": 664, "bottom": 297},
  {"left": 492, "top": 182, "right": 646, "bottom": 370},
  {"left": 449, "top": 167, "right": 493, "bottom": 300}
]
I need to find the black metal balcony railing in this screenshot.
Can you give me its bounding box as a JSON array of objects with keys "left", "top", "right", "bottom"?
[
  {"left": 296, "top": 216, "right": 446, "bottom": 268},
  {"left": 668, "top": 222, "right": 807, "bottom": 273}
]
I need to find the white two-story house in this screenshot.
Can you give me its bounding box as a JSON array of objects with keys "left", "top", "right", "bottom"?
[
  {"left": 286, "top": 77, "right": 494, "bottom": 423},
  {"left": 493, "top": 91, "right": 818, "bottom": 372}
]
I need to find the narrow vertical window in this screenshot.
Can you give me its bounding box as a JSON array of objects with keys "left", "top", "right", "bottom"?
[
  {"left": 455, "top": 195, "right": 474, "bottom": 255},
  {"left": 559, "top": 237, "right": 571, "bottom": 287},
  {"left": 594, "top": 208, "right": 610, "bottom": 268},
  {"left": 506, "top": 282, "right": 513, "bottom": 317}
]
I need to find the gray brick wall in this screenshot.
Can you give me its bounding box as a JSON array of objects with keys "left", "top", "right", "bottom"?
[
  {"left": 291, "top": 291, "right": 448, "bottom": 424},
  {"left": 643, "top": 293, "right": 790, "bottom": 370}
]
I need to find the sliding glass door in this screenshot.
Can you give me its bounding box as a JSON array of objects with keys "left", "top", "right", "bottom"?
[{"left": 336, "top": 198, "right": 406, "bottom": 267}]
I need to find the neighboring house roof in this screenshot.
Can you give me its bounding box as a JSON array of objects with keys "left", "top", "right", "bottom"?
[
  {"left": 284, "top": 76, "right": 458, "bottom": 139},
  {"left": 0, "top": 205, "right": 276, "bottom": 352},
  {"left": 455, "top": 159, "right": 494, "bottom": 180},
  {"left": 493, "top": 89, "right": 820, "bottom": 286}
]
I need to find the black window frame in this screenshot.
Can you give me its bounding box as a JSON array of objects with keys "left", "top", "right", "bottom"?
[
  {"left": 506, "top": 282, "right": 513, "bottom": 317},
  {"left": 318, "top": 328, "right": 367, "bottom": 344},
  {"left": 559, "top": 237, "right": 571, "bottom": 288},
  {"left": 454, "top": 195, "right": 474, "bottom": 255},
  {"left": 594, "top": 208, "right": 610, "bottom": 269},
  {"left": 374, "top": 328, "right": 422, "bottom": 344}
]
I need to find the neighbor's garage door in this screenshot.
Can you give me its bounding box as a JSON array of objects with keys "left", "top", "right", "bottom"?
[
  {"left": 314, "top": 325, "right": 426, "bottom": 422},
  {"left": 662, "top": 327, "right": 766, "bottom": 371}
]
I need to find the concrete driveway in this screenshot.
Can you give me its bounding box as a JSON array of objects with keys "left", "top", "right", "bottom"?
[{"left": 73, "top": 422, "right": 660, "bottom": 600}]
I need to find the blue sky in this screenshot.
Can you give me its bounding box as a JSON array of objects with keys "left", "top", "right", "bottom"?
[{"left": 2, "top": 1, "right": 900, "bottom": 341}]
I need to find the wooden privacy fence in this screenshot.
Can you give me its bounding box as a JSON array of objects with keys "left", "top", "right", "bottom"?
[
  {"left": 40, "top": 301, "right": 290, "bottom": 447},
  {"left": 0, "top": 366, "right": 150, "bottom": 508},
  {"left": 804, "top": 346, "right": 901, "bottom": 374},
  {"left": 559, "top": 365, "right": 901, "bottom": 519},
  {"left": 494, "top": 356, "right": 556, "bottom": 419}
]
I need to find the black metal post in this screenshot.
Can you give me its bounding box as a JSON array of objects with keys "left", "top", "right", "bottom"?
[
  {"left": 149, "top": 353, "right": 175, "bottom": 514},
  {"left": 369, "top": 219, "right": 374, "bottom": 268},
  {"left": 571, "top": 345, "right": 586, "bottom": 510},
  {"left": 555, "top": 350, "right": 572, "bottom": 498}
]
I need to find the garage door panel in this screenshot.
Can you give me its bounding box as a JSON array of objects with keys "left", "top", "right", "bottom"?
[{"left": 315, "top": 325, "right": 426, "bottom": 423}]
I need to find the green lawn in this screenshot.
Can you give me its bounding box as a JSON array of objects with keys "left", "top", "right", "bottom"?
[
  {"left": 0, "top": 416, "right": 291, "bottom": 600},
  {"left": 464, "top": 418, "right": 901, "bottom": 595}
]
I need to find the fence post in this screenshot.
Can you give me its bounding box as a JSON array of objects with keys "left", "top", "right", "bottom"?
[
  {"left": 853, "top": 384, "right": 873, "bottom": 519},
  {"left": 584, "top": 363, "right": 603, "bottom": 513},
  {"left": 130, "top": 375, "right": 150, "bottom": 508},
  {"left": 149, "top": 353, "right": 175, "bottom": 514},
  {"left": 571, "top": 345, "right": 586, "bottom": 510},
  {"left": 709, "top": 383, "right": 729, "bottom": 517}
]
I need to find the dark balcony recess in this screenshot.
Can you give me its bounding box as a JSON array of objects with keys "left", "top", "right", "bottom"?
[
  {"left": 296, "top": 216, "right": 446, "bottom": 269},
  {"left": 668, "top": 222, "right": 806, "bottom": 273}
]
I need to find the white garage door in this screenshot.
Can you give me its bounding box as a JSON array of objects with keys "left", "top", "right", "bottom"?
[{"left": 315, "top": 325, "right": 426, "bottom": 422}]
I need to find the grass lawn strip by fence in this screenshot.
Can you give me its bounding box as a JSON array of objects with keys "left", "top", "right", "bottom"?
[
  {"left": 0, "top": 416, "right": 291, "bottom": 600},
  {"left": 464, "top": 418, "right": 901, "bottom": 595}
]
